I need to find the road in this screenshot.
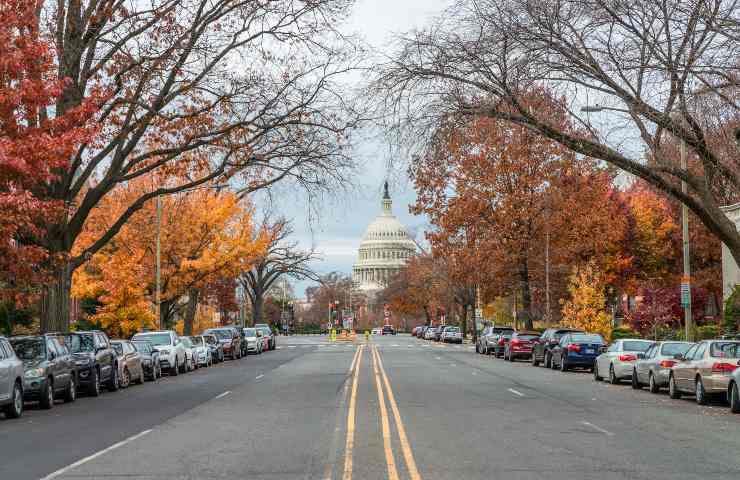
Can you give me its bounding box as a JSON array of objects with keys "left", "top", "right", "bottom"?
[{"left": 1, "top": 334, "right": 739, "bottom": 479}]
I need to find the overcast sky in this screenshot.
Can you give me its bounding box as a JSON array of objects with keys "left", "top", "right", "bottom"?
[{"left": 258, "top": 0, "right": 449, "bottom": 298}]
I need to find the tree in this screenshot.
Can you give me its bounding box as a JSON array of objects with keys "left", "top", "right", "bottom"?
[
  {"left": 30, "top": 0, "right": 361, "bottom": 332},
  {"left": 240, "top": 216, "right": 320, "bottom": 325},
  {"left": 561, "top": 261, "right": 613, "bottom": 340},
  {"left": 0, "top": 0, "right": 96, "bottom": 305},
  {"left": 375, "top": 0, "right": 740, "bottom": 267},
  {"left": 303, "top": 273, "right": 358, "bottom": 327}
]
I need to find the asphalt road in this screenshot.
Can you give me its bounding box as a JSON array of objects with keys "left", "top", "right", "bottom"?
[{"left": 2, "top": 334, "right": 739, "bottom": 479}]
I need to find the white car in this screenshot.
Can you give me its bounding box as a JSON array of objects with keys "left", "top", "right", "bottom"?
[
  {"left": 131, "top": 331, "right": 186, "bottom": 376},
  {"left": 242, "top": 328, "right": 263, "bottom": 354},
  {"left": 188, "top": 335, "right": 212, "bottom": 367},
  {"left": 372, "top": 328, "right": 382, "bottom": 335},
  {"left": 594, "top": 339, "right": 655, "bottom": 384}
]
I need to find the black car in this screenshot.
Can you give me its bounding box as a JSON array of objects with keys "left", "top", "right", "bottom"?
[
  {"left": 382, "top": 325, "right": 396, "bottom": 336},
  {"left": 531, "top": 328, "right": 584, "bottom": 368},
  {"left": 63, "top": 330, "right": 119, "bottom": 396},
  {"left": 132, "top": 340, "right": 161, "bottom": 381},
  {"left": 10, "top": 335, "right": 78, "bottom": 409}
]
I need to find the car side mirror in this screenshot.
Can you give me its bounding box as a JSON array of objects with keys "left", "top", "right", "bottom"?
[{"left": 673, "top": 353, "right": 684, "bottom": 361}]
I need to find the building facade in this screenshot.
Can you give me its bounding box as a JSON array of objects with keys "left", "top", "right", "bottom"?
[{"left": 352, "top": 183, "right": 416, "bottom": 294}]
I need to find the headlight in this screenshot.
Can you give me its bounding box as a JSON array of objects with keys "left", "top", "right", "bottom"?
[
  {"left": 75, "top": 358, "right": 91, "bottom": 366},
  {"left": 25, "top": 368, "right": 45, "bottom": 378}
]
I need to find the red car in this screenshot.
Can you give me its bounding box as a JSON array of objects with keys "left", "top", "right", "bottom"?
[{"left": 504, "top": 331, "right": 540, "bottom": 361}]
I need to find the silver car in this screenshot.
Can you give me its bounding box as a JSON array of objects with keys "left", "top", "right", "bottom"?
[
  {"left": 242, "top": 328, "right": 263, "bottom": 354},
  {"left": 632, "top": 341, "right": 692, "bottom": 392},
  {"left": 0, "top": 336, "right": 24, "bottom": 418},
  {"left": 669, "top": 340, "right": 740, "bottom": 404},
  {"left": 131, "top": 331, "right": 186, "bottom": 376},
  {"left": 728, "top": 366, "right": 740, "bottom": 413},
  {"left": 188, "top": 336, "right": 212, "bottom": 367},
  {"left": 594, "top": 339, "right": 655, "bottom": 384}
]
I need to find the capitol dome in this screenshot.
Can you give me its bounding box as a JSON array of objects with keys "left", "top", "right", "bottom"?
[{"left": 352, "top": 183, "right": 417, "bottom": 293}]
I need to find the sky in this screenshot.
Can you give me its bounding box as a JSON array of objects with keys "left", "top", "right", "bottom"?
[{"left": 264, "top": 0, "right": 450, "bottom": 298}]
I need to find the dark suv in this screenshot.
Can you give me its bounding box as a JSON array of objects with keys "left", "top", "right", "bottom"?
[
  {"left": 9, "top": 334, "right": 78, "bottom": 409},
  {"left": 531, "top": 328, "right": 583, "bottom": 368},
  {"left": 62, "top": 331, "right": 119, "bottom": 395}
]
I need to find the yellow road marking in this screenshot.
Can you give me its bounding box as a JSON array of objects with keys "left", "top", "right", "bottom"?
[
  {"left": 371, "top": 345, "right": 400, "bottom": 480},
  {"left": 342, "top": 344, "right": 364, "bottom": 480},
  {"left": 375, "top": 345, "right": 423, "bottom": 480}
]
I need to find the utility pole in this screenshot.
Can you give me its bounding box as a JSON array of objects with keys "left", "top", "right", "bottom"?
[
  {"left": 680, "top": 139, "right": 693, "bottom": 341},
  {"left": 545, "top": 228, "right": 551, "bottom": 325},
  {"left": 155, "top": 194, "right": 162, "bottom": 329}
]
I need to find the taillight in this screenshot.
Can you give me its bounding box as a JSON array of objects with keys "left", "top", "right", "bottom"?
[
  {"left": 567, "top": 344, "right": 581, "bottom": 352},
  {"left": 618, "top": 354, "right": 637, "bottom": 362},
  {"left": 659, "top": 360, "right": 676, "bottom": 368},
  {"left": 550, "top": 339, "right": 559, "bottom": 344},
  {"left": 498, "top": 338, "right": 505, "bottom": 345},
  {"left": 511, "top": 339, "right": 521, "bottom": 346},
  {"left": 711, "top": 362, "right": 738, "bottom": 374}
]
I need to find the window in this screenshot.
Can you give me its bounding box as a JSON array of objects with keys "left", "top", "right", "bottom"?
[
  {"left": 693, "top": 343, "right": 707, "bottom": 360},
  {"left": 710, "top": 341, "right": 740, "bottom": 358},
  {"left": 0, "top": 341, "right": 6, "bottom": 360},
  {"left": 683, "top": 344, "right": 698, "bottom": 360},
  {"left": 47, "top": 339, "right": 58, "bottom": 357},
  {"left": 607, "top": 342, "right": 619, "bottom": 352},
  {"left": 53, "top": 338, "right": 69, "bottom": 356},
  {"left": 643, "top": 345, "right": 656, "bottom": 359}
]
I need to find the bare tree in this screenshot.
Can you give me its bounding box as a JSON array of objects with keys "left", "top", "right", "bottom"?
[
  {"left": 373, "top": 0, "right": 740, "bottom": 265},
  {"left": 240, "top": 216, "right": 320, "bottom": 325},
  {"left": 32, "top": 0, "right": 362, "bottom": 331}
]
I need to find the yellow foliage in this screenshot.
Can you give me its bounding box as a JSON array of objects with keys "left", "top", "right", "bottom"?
[{"left": 561, "top": 261, "right": 612, "bottom": 339}]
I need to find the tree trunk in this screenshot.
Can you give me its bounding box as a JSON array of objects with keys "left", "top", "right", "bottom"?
[
  {"left": 423, "top": 305, "right": 432, "bottom": 326},
  {"left": 519, "top": 256, "right": 533, "bottom": 330},
  {"left": 160, "top": 298, "right": 176, "bottom": 329},
  {"left": 183, "top": 288, "right": 200, "bottom": 335},
  {"left": 461, "top": 303, "right": 468, "bottom": 339},
  {"left": 252, "top": 291, "right": 264, "bottom": 326},
  {"left": 40, "top": 262, "right": 72, "bottom": 333}
]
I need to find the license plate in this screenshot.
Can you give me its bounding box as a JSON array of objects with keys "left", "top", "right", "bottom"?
[{"left": 585, "top": 349, "right": 594, "bottom": 354}]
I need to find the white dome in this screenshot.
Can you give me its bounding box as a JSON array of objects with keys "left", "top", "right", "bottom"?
[{"left": 361, "top": 216, "right": 414, "bottom": 243}]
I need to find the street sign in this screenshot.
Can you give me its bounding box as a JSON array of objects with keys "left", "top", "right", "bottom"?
[{"left": 680, "top": 276, "right": 691, "bottom": 307}]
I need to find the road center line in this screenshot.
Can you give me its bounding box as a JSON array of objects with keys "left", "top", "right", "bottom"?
[
  {"left": 255, "top": 374, "right": 264, "bottom": 380},
  {"left": 342, "top": 344, "right": 364, "bottom": 480},
  {"left": 41, "top": 429, "right": 152, "bottom": 480},
  {"left": 371, "top": 346, "right": 400, "bottom": 480},
  {"left": 581, "top": 421, "right": 614, "bottom": 436},
  {"left": 507, "top": 388, "right": 525, "bottom": 397},
  {"left": 214, "top": 391, "right": 231, "bottom": 400},
  {"left": 375, "top": 346, "right": 423, "bottom": 480}
]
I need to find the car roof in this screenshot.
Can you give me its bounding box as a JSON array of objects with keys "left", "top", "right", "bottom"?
[
  {"left": 515, "top": 331, "right": 540, "bottom": 335},
  {"left": 134, "top": 330, "right": 173, "bottom": 335}
]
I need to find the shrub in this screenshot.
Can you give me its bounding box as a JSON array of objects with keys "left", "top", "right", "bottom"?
[
  {"left": 723, "top": 286, "right": 739, "bottom": 335},
  {"left": 611, "top": 327, "right": 640, "bottom": 340},
  {"left": 696, "top": 325, "right": 720, "bottom": 340}
]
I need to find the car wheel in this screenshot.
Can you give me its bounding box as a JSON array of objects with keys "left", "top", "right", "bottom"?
[
  {"left": 170, "top": 363, "right": 179, "bottom": 376},
  {"left": 137, "top": 367, "right": 145, "bottom": 385},
  {"left": 89, "top": 368, "right": 101, "bottom": 397},
  {"left": 648, "top": 372, "right": 659, "bottom": 394},
  {"left": 695, "top": 377, "right": 708, "bottom": 405},
  {"left": 608, "top": 364, "right": 619, "bottom": 384},
  {"left": 64, "top": 375, "right": 77, "bottom": 402},
  {"left": 121, "top": 367, "right": 130, "bottom": 388},
  {"left": 730, "top": 381, "right": 740, "bottom": 413},
  {"left": 631, "top": 369, "right": 641, "bottom": 389},
  {"left": 3, "top": 381, "right": 23, "bottom": 418},
  {"left": 550, "top": 356, "right": 558, "bottom": 370},
  {"left": 475, "top": 343, "right": 480, "bottom": 354},
  {"left": 668, "top": 374, "right": 681, "bottom": 399},
  {"left": 39, "top": 378, "right": 54, "bottom": 409},
  {"left": 508, "top": 350, "right": 515, "bottom": 362},
  {"left": 531, "top": 352, "right": 539, "bottom": 366},
  {"left": 593, "top": 363, "right": 602, "bottom": 381},
  {"left": 560, "top": 356, "right": 568, "bottom": 372},
  {"left": 544, "top": 353, "right": 552, "bottom": 369},
  {"left": 108, "top": 366, "right": 120, "bottom": 392}
]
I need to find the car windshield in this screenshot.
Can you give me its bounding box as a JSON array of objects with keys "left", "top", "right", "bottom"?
[
  {"left": 623, "top": 341, "right": 653, "bottom": 352},
  {"left": 207, "top": 330, "right": 232, "bottom": 340},
  {"left": 516, "top": 334, "right": 539, "bottom": 341},
  {"left": 204, "top": 336, "right": 217, "bottom": 345},
  {"left": 446, "top": 327, "right": 460, "bottom": 332},
  {"left": 661, "top": 343, "right": 691, "bottom": 356},
  {"left": 111, "top": 343, "right": 123, "bottom": 355},
  {"left": 133, "top": 333, "right": 171, "bottom": 346},
  {"left": 259, "top": 327, "right": 271, "bottom": 335},
  {"left": 181, "top": 338, "right": 193, "bottom": 347},
  {"left": 132, "top": 342, "right": 151, "bottom": 353},
  {"left": 570, "top": 334, "right": 603, "bottom": 343},
  {"left": 244, "top": 328, "right": 257, "bottom": 337},
  {"left": 189, "top": 337, "right": 204, "bottom": 346},
  {"left": 66, "top": 334, "right": 94, "bottom": 353},
  {"left": 10, "top": 338, "right": 46, "bottom": 361},
  {"left": 710, "top": 342, "right": 740, "bottom": 358}
]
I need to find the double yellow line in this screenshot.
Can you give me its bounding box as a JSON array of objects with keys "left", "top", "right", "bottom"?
[{"left": 341, "top": 344, "right": 422, "bottom": 480}]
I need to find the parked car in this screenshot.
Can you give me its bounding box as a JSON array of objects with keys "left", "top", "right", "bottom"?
[
  {"left": 476, "top": 326, "right": 493, "bottom": 354},
  {"left": 188, "top": 336, "right": 212, "bottom": 367},
  {"left": 441, "top": 326, "right": 463, "bottom": 343},
  {"left": 255, "top": 324, "right": 276, "bottom": 350},
  {"left": 631, "top": 341, "right": 692, "bottom": 392},
  {"left": 203, "top": 334, "right": 224, "bottom": 363},
  {"left": 111, "top": 340, "right": 145, "bottom": 387},
  {"left": 504, "top": 331, "right": 540, "bottom": 361},
  {"left": 224, "top": 326, "right": 248, "bottom": 357},
  {"left": 382, "top": 325, "right": 396, "bottom": 336},
  {"left": 132, "top": 340, "right": 161, "bottom": 380},
  {"left": 9, "top": 335, "right": 77, "bottom": 409},
  {"left": 728, "top": 366, "right": 740, "bottom": 413},
  {"left": 669, "top": 340, "right": 740, "bottom": 404},
  {"left": 417, "top": 326, "right": 428, "bottom": 339},
  {"left": 203, "top": 328, "right": 242, "bottom": 359},
  {"left": 594, "top": 339, "right": 655, "bottom": 383},
  {"left": 433, "top": 325, "right": 446, "bottom": 342},
  {"left": 0, "top": 335, "right": 24, "bottom": 418},
  {"left": 482, "top": 327, "right": 515, "bottom": 355},
  {"left": 131, "top": 330, "right": 186, "bottom": 375},
  {"left": 492, "top": 332, "right": 514, "bottom": 357},
  {"left": 372, "top": 328, "right": 382, "bottom": 335},
  {"left": 179, "top": 336, "right": 197, "bottom": 371},
  {"left": 551, "top": 332, "right": 606, "bottom": 371},
  {"left": 531, "top": 328, "right": 583, "bottom": 368},
  {"left": 62, "top": 330, "right": 119, "bottom": 395},
  {"left": 242, "top": 328, "right": 263, "bottom": 355},
  {"left": 422, "top": 327, "right": 434, "bottom": 340}
]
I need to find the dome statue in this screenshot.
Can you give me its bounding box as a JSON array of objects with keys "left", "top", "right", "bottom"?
[{"left": 352, "top": 182, "right": 416, "bottom": 293}]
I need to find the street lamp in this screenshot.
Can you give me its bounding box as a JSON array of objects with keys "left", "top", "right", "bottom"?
[
  {"left": 154, "top": 183, "right": 229, "bottom": 330},
  {"left": 581, "top": 104, "right": 692, "bottom": 340}
]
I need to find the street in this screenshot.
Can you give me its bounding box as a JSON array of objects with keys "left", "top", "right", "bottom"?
[{"left": 2, "top": 334, "right": 740, "bottom": 480}]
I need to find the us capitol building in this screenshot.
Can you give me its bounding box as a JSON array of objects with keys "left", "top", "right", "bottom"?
[{"left": 352, "top": 183, "right": 417, "bottom": 294}]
